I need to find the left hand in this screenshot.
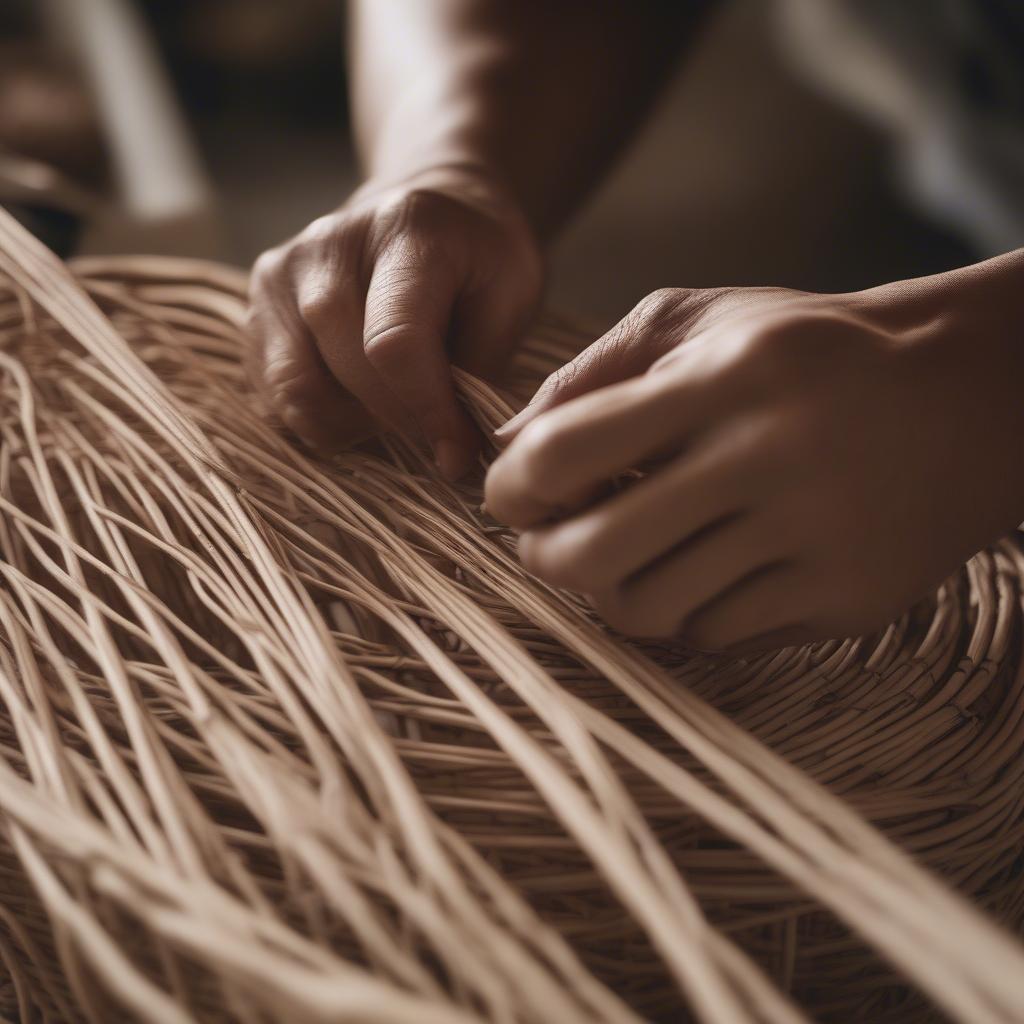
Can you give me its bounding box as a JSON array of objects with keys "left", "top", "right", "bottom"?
[
  {"left": 247, "top": 165, "right": 542, "bottom": 477},
  {"left": 484, "top": 273, "right": 1024, "bottom": 651}
]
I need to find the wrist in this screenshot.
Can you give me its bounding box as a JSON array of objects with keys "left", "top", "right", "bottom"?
[
  {"left": 855, "top": 249, "right": 1024, "bottom": 337},
  {"left": 895, "top": 257, "right": 1024, "bottom": 519},
  {"left": 362, "top": 123, "right": 552, "bottom": 239},
  {"left": 354, "top": 158, "right": 508, "bottom": 201},
  {"left": 349, "top": 160, "right": 542, "bottom": 253}
]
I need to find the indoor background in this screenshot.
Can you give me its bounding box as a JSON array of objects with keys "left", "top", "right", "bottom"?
[{"left": 1, "top": 0, "right": 973, "bottom": 324}]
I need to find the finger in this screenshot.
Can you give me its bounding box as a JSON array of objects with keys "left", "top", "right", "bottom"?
[
  {"left": 486, "top": 361, "right": 726, "bottom": 529},
  {"left": 449, "top": 241, "right": 542, "bottom": 381},
  {"left": 295, "top": 263, "right": 421, "bottom": 445},
  {"left": 450, "top": 280, "right": 537, "bottom": 382},
  {"left": 362, "top": 240, "right": 480, "bottom": 478},
  {"left": 247, "top": 287, "right": 368, "bottom": 450},
  {"left": 586, "top": 516, "right": 787, "bottom": 637},
  {"left": 485, "top": 378, "right": 667, "bottom": 528},
  {"left": 515, "top": 428, "right": 767, "bottom": 590},
  {"left": 678, "top": 563, "right": 804, "bottom": 652},
  {"left": 494, "top": 287, "right": 713, "bottom": 442}
]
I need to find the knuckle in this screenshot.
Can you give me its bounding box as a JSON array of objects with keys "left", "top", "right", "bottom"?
[
  {"left": 401, "top": 187, "right": 443, "bottom": 219},
  {"left": 483, "top": 462, "right": 517, "bottom": 522},
  {"left": 378, "top": 187, "right": 449, "bottom": 238},
  {"left": 740, "top": 311, "right": 870, "bottom": 385},
  {"left": 295, "top": 274, "right": 342, "bottom": 333},
  {"left": 533, "top": 363, "right": 577, "bottom": 405},
  {"left": 525, "top": 522, "right": 606, "bottom": 590},
  {"left": 743, "top": 317, "right": 805, "bottom": 367},
  {"left": 250, "top": 332, "right": 325, "bottom": 409},
  {"left": 679, "top": 286, "right": 737, "bottom": 330},
  {"left": 299, "top": 211, "right": 347, "bottom": 249},
  {"left": 729, "top": 322, "right": 815, "bottom": 394},
  {"left": 299, "top": 211, "right": 360, "bottom": 274},
  {"left": 267, "top": 364, "right": 317, "bottom": 408},
  {"left": 250, "top": 246, "right": 288, "bottom": 293},
  {"left": 363, "top": 322, "right": 413, "bottom": 364},
  {"left": 599, "top": 288, "right": 689, "bottom": 362},
  {"left": 513, "top": 415, "right": 574, "bottom": 491},
  {"left": 641, "top": 287, "right": 682, "bottom": 320},
  {"left": 518, "top": 531, "right": 567, "bottom": 585},
  {"left": 591, "top": 590, "right": 676, "bottom": 639},
  {"left": 625, "top": 289, "right": 679, "bottom": 342},
  {"left": 364, "top": 253, "right": 438, "bottom": 327},
  {"left": 265, "top": 363, "right": 320, "bottom": 414},
  {"left": 561, "top": 519, "right": 606, "bottom": 575}
]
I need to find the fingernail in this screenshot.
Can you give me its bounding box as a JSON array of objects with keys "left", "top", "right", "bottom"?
[
  {"left": 493, "top": 405, "right": 536, "bottom": 441},
  {"left": 434, "top": 438, "right": 469, "bottom": 481}
]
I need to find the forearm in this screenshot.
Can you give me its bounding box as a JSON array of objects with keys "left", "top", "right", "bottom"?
[{"left": 347, "top": 0, "right": 710, "bottom": 238}]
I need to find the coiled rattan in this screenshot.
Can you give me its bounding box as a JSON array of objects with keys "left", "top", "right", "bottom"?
[{"left": 0, "top": 208, "right": 1022, "bottom": 1023}]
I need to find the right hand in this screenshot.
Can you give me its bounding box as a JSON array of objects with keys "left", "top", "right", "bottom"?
[
  {"left": 485, "top": 276, "right": 1024, "bottom": 649},
  {"left": 247, "top": 164, "right": 543, "bottom": 478}
]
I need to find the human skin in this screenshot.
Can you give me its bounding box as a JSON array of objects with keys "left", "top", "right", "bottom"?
[
  {"left": 248, "top": 1, "right": 1024, "bottom": 648},
  {"left": 484, "top": 261, "right": 1024, "bottom": 650},
  {"left": 246, "top": 0, "right": 699, "bottom": 478}
]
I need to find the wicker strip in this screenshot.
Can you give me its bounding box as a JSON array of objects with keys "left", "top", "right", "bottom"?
[{"left": 0, "top": 207, "right": 1022, "bottom": 1022}]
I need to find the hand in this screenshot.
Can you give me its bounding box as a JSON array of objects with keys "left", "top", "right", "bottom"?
[
  {"left": 247, "top": 164, "right": 543, "bottom": 478},
  {"left": 485, "top": 274, "right": 1024, "bottom": 650}
]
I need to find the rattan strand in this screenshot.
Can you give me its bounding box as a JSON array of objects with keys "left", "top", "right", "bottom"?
[{"left": 0, "top": 208, "right": 1022, "bottom": 1022}]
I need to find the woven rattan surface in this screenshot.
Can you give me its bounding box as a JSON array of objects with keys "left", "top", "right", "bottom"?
[{"left": 0, "top": 208, "right": 1023, "bottom": 1023}]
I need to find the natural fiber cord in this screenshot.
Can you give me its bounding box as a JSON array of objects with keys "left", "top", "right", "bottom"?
[{"left": 0, "top": 206, "right": 1022, "bottom": 1022}]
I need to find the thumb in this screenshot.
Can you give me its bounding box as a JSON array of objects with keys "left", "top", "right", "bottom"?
[{"left": 495, "top": 288, "right": 715, "bottom": 443}]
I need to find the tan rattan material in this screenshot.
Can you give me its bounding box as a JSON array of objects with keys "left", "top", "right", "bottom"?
[{"left": 0, "top": 206, "right": 1022, "bottom": 1022}]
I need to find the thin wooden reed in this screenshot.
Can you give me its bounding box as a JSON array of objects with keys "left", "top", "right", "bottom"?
[{"left": 0, "top": 206, "right": 1022, "bottom": 1022}]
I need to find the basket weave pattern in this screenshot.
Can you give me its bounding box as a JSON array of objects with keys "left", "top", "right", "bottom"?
[{"left": 0, "top": 209, "right": 1023, "bottom": 1022}]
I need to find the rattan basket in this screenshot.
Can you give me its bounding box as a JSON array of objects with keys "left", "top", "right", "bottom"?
[{"left": 0, "top": 206, "right": 1022, "bottom": 1023}]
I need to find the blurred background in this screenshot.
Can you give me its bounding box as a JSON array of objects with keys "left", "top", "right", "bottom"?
[{"left": 0, "top": 0, "right": 974, "bottom": 321}]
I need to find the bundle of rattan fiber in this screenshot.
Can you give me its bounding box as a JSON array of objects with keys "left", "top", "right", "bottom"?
[{"left": 0, "top": 205, "right": 1023, "bottom": 1023}]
